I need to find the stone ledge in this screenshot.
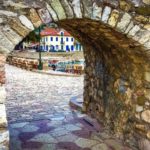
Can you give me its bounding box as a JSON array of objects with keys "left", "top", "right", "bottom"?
[{"left": 69, "top": 95, "right": 83, "bottom": 112}]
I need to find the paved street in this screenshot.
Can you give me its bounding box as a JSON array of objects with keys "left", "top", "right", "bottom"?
[{"left": 5, "top": 65, "right": 132, "bottom": 150}]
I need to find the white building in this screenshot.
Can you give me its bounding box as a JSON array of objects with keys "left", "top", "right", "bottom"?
[{"left": 40, "top": 28, "right": 83, "bottom": 52}]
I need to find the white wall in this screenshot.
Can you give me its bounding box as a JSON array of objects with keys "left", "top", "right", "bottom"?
[{"left": 40, "top": 35, "right": 83, "bottom": 52}]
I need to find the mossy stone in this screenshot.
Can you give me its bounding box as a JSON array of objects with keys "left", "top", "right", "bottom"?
[
  {"left": 137, "top": 96, "right": 146, "bottom": 106},
  {"left": 135, "top": 6, "right": 150, "bottom": 16}
]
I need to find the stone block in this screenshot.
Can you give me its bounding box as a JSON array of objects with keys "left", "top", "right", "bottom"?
[
  {"left": 101, "top": 6, "right": 111, "bottom": 23},
  {"left": 71, "top": 0, "right": 82, "bottom": 18},
  {"left": 133, "top": 29, "right": 150, "bottom": 44},
  {"left": 92, "top": 3, "right": 102, "bottom": 20},
  {"left": 144, "top": 40, "right": 150, "bottom": 49},
  {"left": 144, "top": 24, "right": 150, "bottom": 31},
  {"left": 145, "top": 72, "right": 150, "bottom": 82},
  {"left": 19, "top": 15, "right": 34, "bottom": 30},
  {"left": 0, "top": 10, "right": 17, "bottom": 17},
  {"left": 147, "top": 131, "right": 150, "bottom": 139},
  {"left": 1, "top": 25, "right": 22, "bottom": 45},
  {"left": 0, "top": 30, "right": 14, "bottom": 54},
  {"left": 81, "top": 0, "right": 93, "bottom": 18},
  {"left": 0, "top": 104, "right": 7, "bottom": 128},
  {"left": 138, "top": 30, "right": 150, "bottom": 44},
  {"left": 46, "top": 3, "right": 58, "bottom": 21},
  {"left": 142, "top": 0, "right": 150, "bottom": 5},
  {"left": 141, "top": 110, "right": 150, "bottom": 123},
  {"left": 8, "top": 18, "right": 30, "bottom": 37},
  {"left": 108, "top": 10, "right": 120, "bottom": 27},
  {"left": 28, "top": 8, "right": 42, "bottom": 28},
  {"left": 0, "top": 129, "right": 9, "bottom": 147},
  {"left": 119, "top": 0, "right": 132, "bottom": 12},
  {"left": 50, "top": 0, "right": 66, "bottom": 20},
  {"left": 0, "top": 54, "right": 6, "bottom": 64},
  {"left": 0, "top": 18, "right": 3, "bottom": 23},
  {"left": 60, "top": 0, "right": 74, "bottom": 19},
  {"left": 124, "top": 21, "right": 134, "bottom": 34},
  {"left": 38, "top": 8, "right": 52, "bottom": 24},
  {"left": 116, "top": 13, "right": 131, "bottom": 32},
  {"left": 0, "top": 86, "right": 6, "bottom": 104},
  {"left": 128, "top": 25, "right": 141, "bottom": 37},
  {"left": 145, "top": 89, "right": 150, "bottom": 100},
  {"left": 135, "top": 15, "right": 149, "bottom": 23},
  {"left": 136, "top": 105, "right": 143, "bottom": 112}
]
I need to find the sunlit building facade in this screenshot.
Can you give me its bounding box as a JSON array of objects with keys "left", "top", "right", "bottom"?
[{"left": 40, "top": 28, "right": 83, "bottom": 52}]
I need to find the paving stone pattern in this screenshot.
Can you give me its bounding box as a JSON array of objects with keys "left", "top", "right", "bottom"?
[
  {"left": 5, "top": 65, "right": 132, "bottom": 150},
  {"left": 0, "top": 0, "right": 150, "bottom": 148}
]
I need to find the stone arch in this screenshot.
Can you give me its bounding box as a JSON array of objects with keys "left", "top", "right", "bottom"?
[{"left": 0, "top": 0, "right": 150, "bottom": 149}]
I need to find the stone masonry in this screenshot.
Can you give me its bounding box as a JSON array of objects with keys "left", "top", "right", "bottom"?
[
  {"left": 0, "top": 54, "right": 9, "bottom": 150},
  {"left": 0, "top": 0, "right": 150, "bottom": 149}
]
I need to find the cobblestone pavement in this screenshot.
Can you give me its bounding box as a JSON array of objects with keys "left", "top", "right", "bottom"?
[{"left": 5, "top": 65, "right": 132, "bottom": 150}]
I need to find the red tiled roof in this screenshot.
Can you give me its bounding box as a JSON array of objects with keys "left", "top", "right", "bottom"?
[{"left": 40, "top": 28, "right": 71, "bottom": 36}]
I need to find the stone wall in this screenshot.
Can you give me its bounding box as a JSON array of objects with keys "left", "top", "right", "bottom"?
[
  {"left": 82, "top": 40, "right": 150, "bottom": 148},
  {"left": 7, "top": 56, "right": 39, "bottom": 70},
  {"left": 58, "top": 18, "right": 150, "bottom": 148},
  {"left": 0, "top": 0, "right": 149, "bottom": 149},
  {"left": 0, "top": 54, "right": 9, "bottom": 150}
]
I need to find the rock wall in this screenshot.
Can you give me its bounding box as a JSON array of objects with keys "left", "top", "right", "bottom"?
[
  {"left": 0, "top": 54, "right": 9, "bottom": 150},
  {"left": 7, "top": 56, "right": 39, "bottom": 70},
  {"left": 83, "top": 43, "right": 150, "bottom": 148}
]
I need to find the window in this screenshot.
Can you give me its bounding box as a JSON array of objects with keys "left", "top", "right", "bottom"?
[
  {"left": 43, "top": 37, "right": 45, "bottom": 42},
  {"left": 66, "top": 37, "right": 69, "bottom": 42},
  {"left": 46, "top": 37, "right": 48, "bottom": 42},
  {"left": 61, "top": 32, "right": 64, "bottom": 36},
  {"left": 79, "top": 44, "right": 82, "bottom": 51},
  {"left": 56, "top": 37, "right": 58, "bottom": 41},
  {"left": 46, "top": 45, "right": 48, "bottom": 51},
  {"left": 71, "top": 38, "right": 74, "bottom": 42},
  {"left": 76, "top": 44, "right": 79, "bottom": 51},
  {"left": 61, "top": 38, "right": 63, "bottom": 44},
  {"left": 71, "top": 45, "right": 74, "bottom": 51},
  {"left": 50, "top": 37, "right": 53, "bottom": 41},
  {"left": 66, "top": 45, "right": 69, "bottom": 51},
  {"left": 56, "top": 45, "right": 59, "bottom": 50}
]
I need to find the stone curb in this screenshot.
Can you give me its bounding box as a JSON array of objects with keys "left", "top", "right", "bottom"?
[
  {"left": 32, "top": 69, "right": 83, "bottom": 77},
  {"left": 69, "top": 96, "right": 83, "bottom": 112}
]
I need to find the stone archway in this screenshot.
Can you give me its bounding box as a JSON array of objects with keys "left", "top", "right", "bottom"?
[{"left": 0, "top": 0, "right": 150, "bottom": 149}]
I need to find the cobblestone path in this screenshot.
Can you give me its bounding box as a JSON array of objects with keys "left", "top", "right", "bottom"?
[{"left": 5, "top": 65, "right": 132, "bottom": 150}]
